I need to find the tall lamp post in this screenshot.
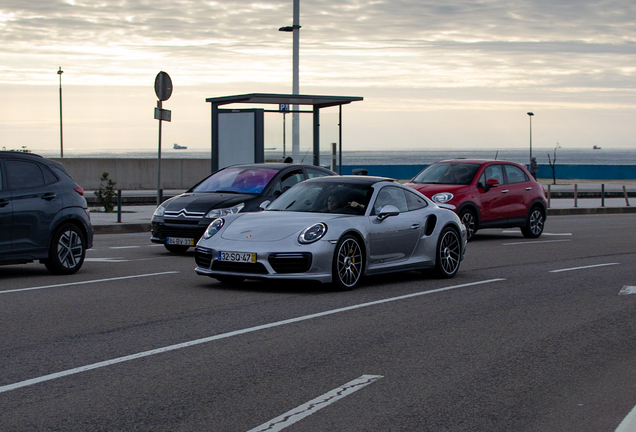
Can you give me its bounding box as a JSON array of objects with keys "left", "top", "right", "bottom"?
[
  {"left": 279, "top": 0, "right": 301, "bottom": 160},
  {"left": 57, "top": 67, "right": 64, "bottom": 158},
  {"left": 527, "top": 112, "right": 534, "bottom": 164}
]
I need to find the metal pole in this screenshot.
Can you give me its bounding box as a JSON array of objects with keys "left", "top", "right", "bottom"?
[
  {"left": 292, "top": 0, "right": 300, "bottom": 160},
  {"left": 338, "top": 104, "right": 342, "bottom": 175},
  {"left": 283, "top": 112, "right": 286, "bottom": 158},
  {"left": 157, "top": 100, "right": 163, "bottom": 206},
  {"left": 58, "top": 67, "right": 64, "bottom": 158}
]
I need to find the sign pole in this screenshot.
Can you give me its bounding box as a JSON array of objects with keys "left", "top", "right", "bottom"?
[
  {"left": 157, "top": 100, "right": 163, "bottom": 205},
  {"left": 153, "top": 71, "right": 173, "bottom": 207}
]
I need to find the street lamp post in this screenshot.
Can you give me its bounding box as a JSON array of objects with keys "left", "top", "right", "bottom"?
[
  {"left": 527, "top": 112, "right": 534, "bottom": 164},
  {"left": 57, "top": 67, "right": 64, "bottom": 158},
  {"left": 279, "top": 0, "right": 301, "bottom": 160}
]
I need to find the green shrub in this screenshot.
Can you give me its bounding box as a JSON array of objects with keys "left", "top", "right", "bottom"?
[{"left": 95, "top": 172, "right": 117, "bottom": 212}]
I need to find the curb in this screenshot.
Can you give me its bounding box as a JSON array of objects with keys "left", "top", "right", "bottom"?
[{"left": 92, "top": 223, "right": 151, "bottom": 235}]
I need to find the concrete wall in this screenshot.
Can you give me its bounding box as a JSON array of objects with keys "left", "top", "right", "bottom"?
[
  {"left": 51, "top": 158, "right": 212, "bottom": 190},
  {"left": 52, "top": 159, "right": 636, "bottom": 190}
]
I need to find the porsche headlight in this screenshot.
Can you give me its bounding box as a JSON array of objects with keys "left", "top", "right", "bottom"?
[
  {"left": 432, "top": 192, "right": 454, "bottom": 204},
  {"left": 298, "top": 223, "right": 327, "bottom": 244},
  {"left": 206, "top": 203, "right": 244, "bottom": 219},
  {"left": 203, "top": 218, "right": 225, "bottom": 239}
]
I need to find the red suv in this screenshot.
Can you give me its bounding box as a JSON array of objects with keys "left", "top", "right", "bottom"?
[{"left": 405, "top": 159, "right": 547, "bottom": 240}]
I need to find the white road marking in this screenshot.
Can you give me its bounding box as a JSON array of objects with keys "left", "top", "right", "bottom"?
[
  {"left": 615, "top": 404, "right": 636, "bottom": 432},
  {"left": 619, "top": 286, "right": 636, "bottom": 295},
  {"left": 0, "top": 271, "right": 179, "bottom": 295},
  {"left": 503, "top": 240, "right": 571, "bottom": 246},
  {"left": 85, "top": 258, "right": 130, "bottom": 263},
  {"left": 500, "top": 230, "right": 571, "bottom": 236},
  {"left": 109, "top": 246, "right": 141, "bottom": 249},
  {"left": 549, "top": 263, "right": 619, "bottom": 273},
  {"left": 0, "top": 278, "right": 504, "bottom": 394},
  {"left": 246, "top": 375, "right": 383, "bottom": 432}
]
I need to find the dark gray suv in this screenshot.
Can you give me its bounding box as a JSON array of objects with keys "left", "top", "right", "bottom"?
[{"left": 0, "top": 151, "right": 93, "bottom": 274}]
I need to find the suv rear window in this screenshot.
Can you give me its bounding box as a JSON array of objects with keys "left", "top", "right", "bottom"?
[{"left": 5, "top": 160, "right": 46, "bottom": 190}]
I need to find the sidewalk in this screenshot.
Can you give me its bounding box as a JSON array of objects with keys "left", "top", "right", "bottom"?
[{"left": 89, "top": 180, "right": 636, "bottom": 235}]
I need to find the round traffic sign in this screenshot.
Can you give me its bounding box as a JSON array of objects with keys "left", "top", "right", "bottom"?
[{"left": 154, "top": 71, "right": 173, "bottom": 101}]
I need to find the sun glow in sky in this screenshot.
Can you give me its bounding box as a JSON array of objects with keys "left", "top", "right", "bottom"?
[{"left": 1, "top": 0, "right": 635, "bottom": 154}]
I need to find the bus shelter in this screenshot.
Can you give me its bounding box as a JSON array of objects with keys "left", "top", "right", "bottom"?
[{"left": 206, "top": 93, "right": 363, "bottom": 173}]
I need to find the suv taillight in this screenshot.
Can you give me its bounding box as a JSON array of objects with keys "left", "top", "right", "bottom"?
[{"left": 74, "top": 187, "right": 84, "bottom": 196}]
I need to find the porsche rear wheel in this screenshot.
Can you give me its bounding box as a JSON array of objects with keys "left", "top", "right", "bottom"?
[
  {"left": 434, "top": 227, "right": 461, "bottom": 278},
  {"left": 332, "top": 235, "right": 363, "bottom": 290}
]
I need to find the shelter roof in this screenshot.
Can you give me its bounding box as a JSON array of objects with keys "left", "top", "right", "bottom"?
[{"left": 206, "top": 93, "right": 363, "bottom": 108}]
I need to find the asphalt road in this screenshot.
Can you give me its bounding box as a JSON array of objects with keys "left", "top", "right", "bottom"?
[{"left": 1, "top": 214, "right": 636, "bottom": 431}]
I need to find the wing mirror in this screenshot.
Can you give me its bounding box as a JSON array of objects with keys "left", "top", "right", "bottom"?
[
  {"left": 259, "top": 200, "right": 271, "bottom": 210},
  {"left": 484, "top": 178, "right": 499, "bottom": 191},
  {"left": 377, "top": 205, "right": 400, "bottom": 220}
]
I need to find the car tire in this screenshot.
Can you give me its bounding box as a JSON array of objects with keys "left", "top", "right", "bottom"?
[
  {"left": 521, "top": 206, "right": 545, "bottom": 238},
  {"left": 44, "top": 223, "right": 86, "bottom": 275},
  {"left": 332, "top": 234, "right": 364, "bottom": 290},
  {"left": 434, "top": 226, "right": 461, "bottom": 278},
  {"left": 165, "top": 244, "right": 190, "bottom": 253},
  {"left": 215, "top": 276, "right": 245, "bottom": 286},
  {"left": 459, "top": 208, "right": 477, "bottom": 241}
]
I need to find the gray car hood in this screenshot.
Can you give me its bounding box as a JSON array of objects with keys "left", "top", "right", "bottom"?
[{"left": 221, "top": 211, "right": 346, "bottom": 242}]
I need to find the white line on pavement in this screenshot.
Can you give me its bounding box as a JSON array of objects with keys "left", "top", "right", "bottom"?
[
  {"left": 0, "top": 271, "right": 180, "bottom": 295},
  {"left": 500, "top": 230, "right": 572, "bottom": 236},
  {"left": 503, "top": 240, "right": 571, "bottom": 246},
  {"left": 85, "top": 258, "right": 130, "bottom": 263},
  {"left": 109, "top": 246, "right": 141, "bottom": 249},
  {"left": 618, "top": 286, "right": 636, "bottom": 295},
  {"left": 246, "top": 375, "right": 384, "bottom": 432},
  {"left": 615, "top": 404, "right": 636, "bottom": 432},
  {"left": 0, "top": 278, "right": 504, "bottom": 394},
  {"left": 549, "top": 263, "right": 619, "bottom": 273}
]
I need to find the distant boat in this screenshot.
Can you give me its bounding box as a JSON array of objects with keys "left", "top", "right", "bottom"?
[
  {"left": 173, "top": 143, "right": 187, "bottom": 150},
  {"left": 593, "top": 145, "right": 601, "bottom": 150}
]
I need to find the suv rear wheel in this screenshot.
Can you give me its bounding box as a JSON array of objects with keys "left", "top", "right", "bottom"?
[
  {"left": 521, "top": 206, "right": 545, "bottom": 238},
  {"left": 44, "top": 223, "right": 86, "bottom": 275}
]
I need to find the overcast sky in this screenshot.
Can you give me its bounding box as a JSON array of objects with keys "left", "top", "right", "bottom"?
[{"left": 1, "top": 0, "right": 635, "bottom": 156}]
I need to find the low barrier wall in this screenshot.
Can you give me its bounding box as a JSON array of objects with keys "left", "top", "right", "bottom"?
[{"left": 53, "top": 159, "right": 636, "bottom": 190}]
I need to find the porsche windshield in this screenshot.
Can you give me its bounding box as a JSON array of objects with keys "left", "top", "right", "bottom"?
[
  {"left": 413, "top": 162, "right": 480, "bottom": 185},
  {"left": 267, "top": 181, "right": 373, "bottom": 215},
  {"left": 192, "top": 167, "right": 278, "bottom": 194}
]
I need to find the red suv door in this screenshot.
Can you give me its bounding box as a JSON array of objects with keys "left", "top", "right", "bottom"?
[
  {"left": 477, "top": 163, "right": 509, "bottom": 222},
  {"left": 501, "top": 163, "right": 533, "bottom": 219}
]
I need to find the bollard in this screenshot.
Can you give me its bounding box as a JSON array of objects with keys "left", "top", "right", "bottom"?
[
  {"left": 574, "top": 184, "right": 578, "bottom": 207},
  {"left": 547, "top": 184, "right": 551, "bottom": 208},
  {"left": 117, "top": 190, "right": 122, "bottom": 223},
  {"left": 624, "top": 186, "right": 631, "bottom": 207},
  {"left": 601, "top": 184, "right": 605, "bottom": 207}
]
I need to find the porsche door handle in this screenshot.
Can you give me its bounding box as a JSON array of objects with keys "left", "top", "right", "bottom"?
[{"left": 410, "top": 223, "right": 421, "bottom": 230}]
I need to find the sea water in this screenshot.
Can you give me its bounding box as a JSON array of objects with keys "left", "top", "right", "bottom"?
[{"left": 34, "top": 147, "right": 636, "bottom": 166}]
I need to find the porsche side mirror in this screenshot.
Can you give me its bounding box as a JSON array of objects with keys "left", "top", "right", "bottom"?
[
  {"left": 377, "top": 205, "right": 400, "bottom": 220},
  {"left": 259, "top": 200, "right": 271, "bottom": 210}
]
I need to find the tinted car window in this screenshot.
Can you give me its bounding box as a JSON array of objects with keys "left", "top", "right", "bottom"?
[
  {"left": 271, "top": 169, "right": 304, "bottom": 196},
  {"left": 6, "top": 160, "right": 45, "bottom": 190},
  {"left": 192, "top": 167, "right": 278, "bottom": 194},
  {"left": 268, "top": 181, "right": 372, "bottom": 214},
  {"left": 0, "top": 163, "right": 3, "bottom": 190},
  {"left": 42, "top": 165, "right": 59, "bottom": 185},
  {"left": 481, "top": 164, "right": 504, "bottom": 185},
  {"left": 413, "top": 162, "right": 480, "bottom": 185},
  {"left": 306, "top": 168, "right": 332, "bottom": 179},
  {"left": 503, "top": 164, "right": 528, "bottom": 184},
  {"left": 372, "top": 186, "right": 409, "bottom": 214},
  {"left": 405, "top": 189, "right": 428, "bottom": 211}
]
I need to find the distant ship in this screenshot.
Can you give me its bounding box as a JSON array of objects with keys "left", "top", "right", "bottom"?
[
  {"left": 593, "top": 145, "right": 601, "bottom": 150},
  {"left": 173, "top": 143, "right": 187, "bottom": 150}
]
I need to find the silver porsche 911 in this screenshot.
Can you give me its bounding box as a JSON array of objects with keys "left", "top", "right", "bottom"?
[{"left": 194, "top": 176, "right": 467, "bottom": 290}]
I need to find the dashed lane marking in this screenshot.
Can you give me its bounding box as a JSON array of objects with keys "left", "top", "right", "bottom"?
[
  {"left": 246, "top": 375, "right": 383, "bottom": 432},
  {"left": 503, "top": 240, "right": 571, "bottom": 246},
  {"left": 549, "top": 263, "right": 619, "bottom": 273},
  {"left": 0, "top": 271, "right": 179, "bottom": 295}
]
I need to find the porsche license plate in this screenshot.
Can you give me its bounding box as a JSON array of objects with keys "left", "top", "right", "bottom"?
[
  {"left": 167, "top": 237, "right": 195, "bottom": 246},
  {"left": 218, "top": 251, "right": 256, "bottom": 263}
]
